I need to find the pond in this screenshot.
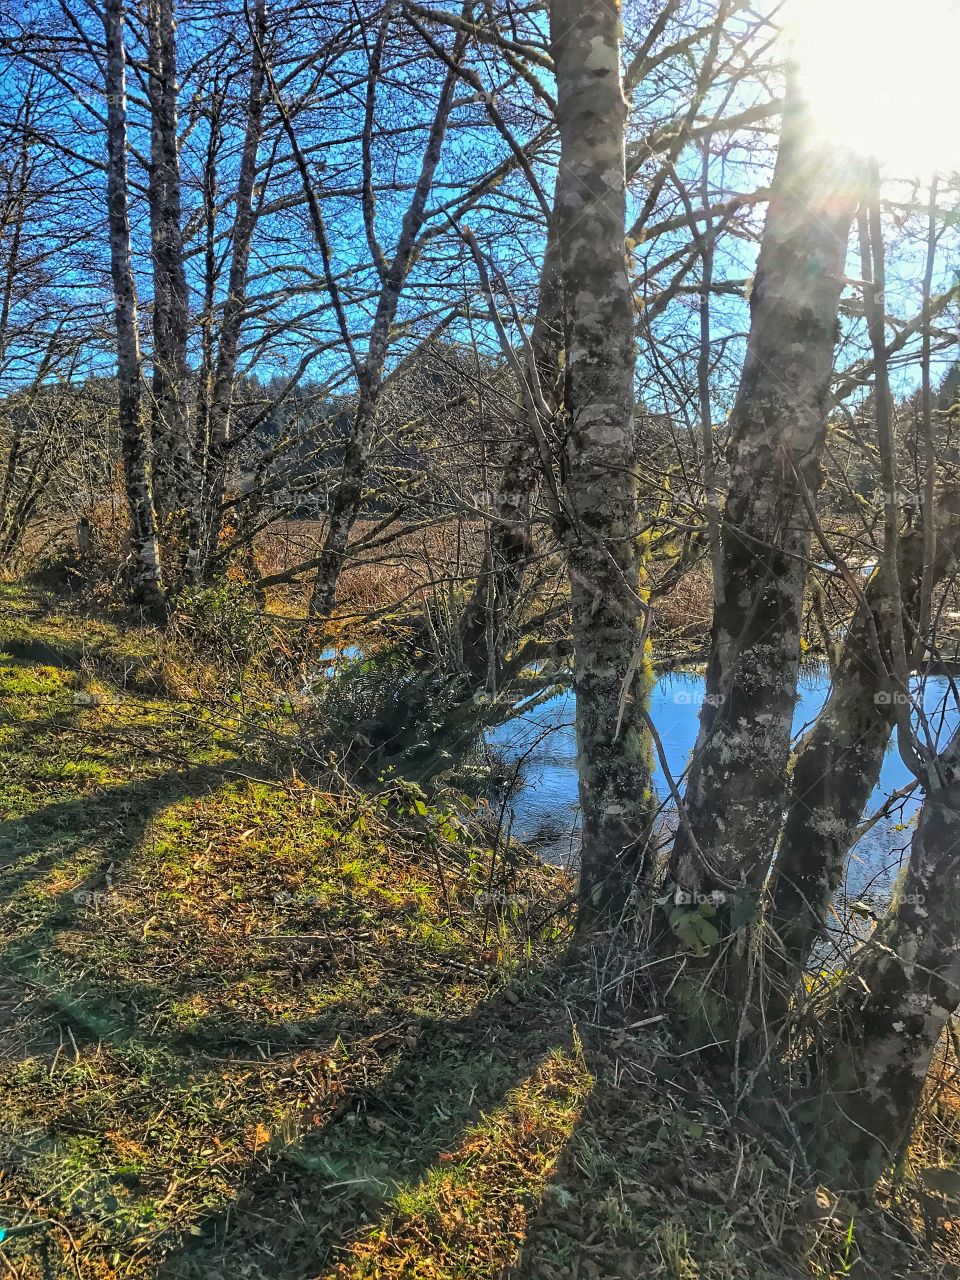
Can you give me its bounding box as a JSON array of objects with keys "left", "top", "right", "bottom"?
[{"left": 487, "top": 667, "right": 958, "bottom": 910}]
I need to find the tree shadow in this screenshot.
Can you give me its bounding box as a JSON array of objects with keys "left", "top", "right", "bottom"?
[
  {"left": 0, "top": 610, "right": 177, "bottom": 699},
  {"left": 0, "top": 636, "right": 82, "bottom": 668},
  {"left": 156, "top": 962, "right": 575, "bottom": 1280},
  {"left": 505, "top": 1042, "right": 942, "bottom": 1280},
  {"left": 0, "top": 764, "right": 230, "bottom": 1052}
]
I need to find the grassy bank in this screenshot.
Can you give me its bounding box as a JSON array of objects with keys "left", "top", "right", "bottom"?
[{"left": 0, "top": 584, "right": 957, "bottom": 1279}]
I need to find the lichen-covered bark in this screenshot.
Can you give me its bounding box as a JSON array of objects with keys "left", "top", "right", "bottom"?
[
  {"left": 146, "top": 0, "right": 196, "bottom": 556},
  {"left": 669, "top": 85, "right": 861, "bottom": 900},
  {"left": 770, "top": 489, "right": 960, "bottom": 985},
  {"left": 550, "top": 0, "right": 655, "bottom": 917},
  {"left": 806, "top": 724, "right": 960, "bottom": 1187},
  {"left": 457, "top": 433, "right": 536, "bottom": 689},
  {"left": 103, "top": 0, "right": 163, "bottom": 607}
]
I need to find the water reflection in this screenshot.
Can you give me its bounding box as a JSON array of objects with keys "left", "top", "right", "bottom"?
[{"left": 486, "top": 667, "right": 958, "bottom": 911}]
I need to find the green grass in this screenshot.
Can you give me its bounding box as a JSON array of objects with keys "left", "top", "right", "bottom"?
[
  {"left": 0, "top": 584, "right": 957, "bottom": 1280},
  {"left": 0, "top": 586, "right": 579, "bottom": 1279}
]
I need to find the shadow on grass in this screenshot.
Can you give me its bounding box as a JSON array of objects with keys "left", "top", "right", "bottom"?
[
  {"left": 0, "top": 765, "right": 227, "bottom": 871},
  {"left": 156, "top": 964, "right": 575, "bottom": 1280},
  {"left": 0, "top": 764, "right": 231, "bottom": 1045},
  {"left": 0, "top": 636, "right": 82, "bottom": 668}
]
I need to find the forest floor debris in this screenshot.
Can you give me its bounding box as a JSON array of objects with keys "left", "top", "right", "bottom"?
[{"left": 0, "top": 583, "right": 958, "bottom": 1278}]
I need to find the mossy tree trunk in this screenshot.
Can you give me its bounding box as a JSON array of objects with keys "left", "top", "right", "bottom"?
[
  {"left": 769, "top": 488, "right": 960, "bottom": 993},
  {"left": 668, "top": 85, "right": 861, "bottom": 907},
  {"left": 806, "top": 722, "right": 960, "bottom": 1187},
  {"left": 550, "top": 0, "right": 656, "bottom": 919},
  {"left": 103, "top": 0, "right": 164, "bottom": 609},
  {"left": 146, "top": 0, "right": 198, "bottom": 573}
]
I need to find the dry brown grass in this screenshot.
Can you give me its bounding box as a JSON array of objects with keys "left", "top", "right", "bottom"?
[
  {"left": 652, "top": 561, "right": 714, "bottom": 645},
  {"left": 255, "top": 519, "right": 487, "bottom": 622},
  {"left": 256, "top": 518, "right": 717, "bottom": 658}
]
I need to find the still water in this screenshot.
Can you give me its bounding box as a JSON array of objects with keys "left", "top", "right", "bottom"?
[{"left": 487, "top": 667, "right": 957, "bottom": 908}]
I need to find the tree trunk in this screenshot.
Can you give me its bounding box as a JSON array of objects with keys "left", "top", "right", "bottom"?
[
  {"left": 146, "top": 0, "right": 196, "bottom": 561},
  {"left": 456, "top": 432, "right": 536, "bottom": 689},
  {"left": 194, "top": 78, "right": 225, "bottom": 512},
  {"left": 668, "top": 83, "right": 861, "bottom": 903},
  {"left": 199, "top": 0, "right": 267, "bottom": 575},
  {"left": 307, "top": 26, "right": 467, "bottom": 622},
  {"left": 769, "top": 489, "right": 960, "bottom": 989},
  {"left": 806, "top": 723, "right": 960, "bottom": 1187},
  {"left": 456, "top": 221, "right": 563, "bottom": 688},
  {"left": 102, "top": 0, "right": 164, "bottom": 607},
  {"left": 550, "top": 0, "right": 655, "bottom": 919}
]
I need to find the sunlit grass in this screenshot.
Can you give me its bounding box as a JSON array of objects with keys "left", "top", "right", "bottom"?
[
  {"left": 334, "top": 1047, "right": 593, "bottom": 1279},
  {"left": 3, "top": 584, "right": 958, "bottom": 1279},
  {"left": 0, "top": 585, "right": 571, "bottom": 1278}
]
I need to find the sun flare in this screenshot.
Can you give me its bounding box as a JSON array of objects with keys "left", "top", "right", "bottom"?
[{"left": 788, "top": 0, "right": 960, "bottom": 178}]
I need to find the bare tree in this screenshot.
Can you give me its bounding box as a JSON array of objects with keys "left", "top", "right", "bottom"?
[
  {"left": 195, "top": 0, "right": 267, "bottom": 575},
  {"left": 305, "top": 7, "right": 470, "bottom": 621},
  {"left": 0, "top": 79, "right": 89, "bottom": 568},
  {"left": 145, "top": 0, "right": 197, "bottom": 563},
  {"left": 454, "top": 221, "right": 562, "bottom": 690},
  {"left": 103, "top": 0, "right": 163, "bottom": 605},
  {"left": 807, "top": 719, "right": 960, "bottom": 1185},
  {"left": 667, "top": 79, "right": 862, "bottom": 917},
  {"left": 768, "top": 488, "right": 960, "bottom": 993},
  {"left": 550, "top": 0, "right": 656, "bottom": 917}
]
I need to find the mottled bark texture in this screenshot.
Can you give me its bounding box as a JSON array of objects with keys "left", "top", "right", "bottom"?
[
  {"left": 456, "top": 222, "right": 563, "bottom": 688},
  {"left": 456, "top": 432, "right": 536, "bottom": 689},
  {"left": 804, "top": 724, "right": 960, "bottom": 1187},
  {"left": 103, "top": 0, "right": 163, "bottom": 606},
  {"left": 769, "top": 490, "right": 960, "bottom": 986},
  {"left": 550, "top": 0, "right": 655, "bottom": 917},
  {"left": 146, "top": 0, "right": 196, "bottom": 552},
  {"left": 668, "top": 86, "right": 861, "bottom": 901},
  {"left": 308, "top": 28, "right": 466, "bottom": 621},
  {"left": 198, "top": 0, "right": 267, "bottom": 575}
]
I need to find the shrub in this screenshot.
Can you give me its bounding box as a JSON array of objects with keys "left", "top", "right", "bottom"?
[{"left": 173, "top": 581, "right": 263, "bottom": 669}]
